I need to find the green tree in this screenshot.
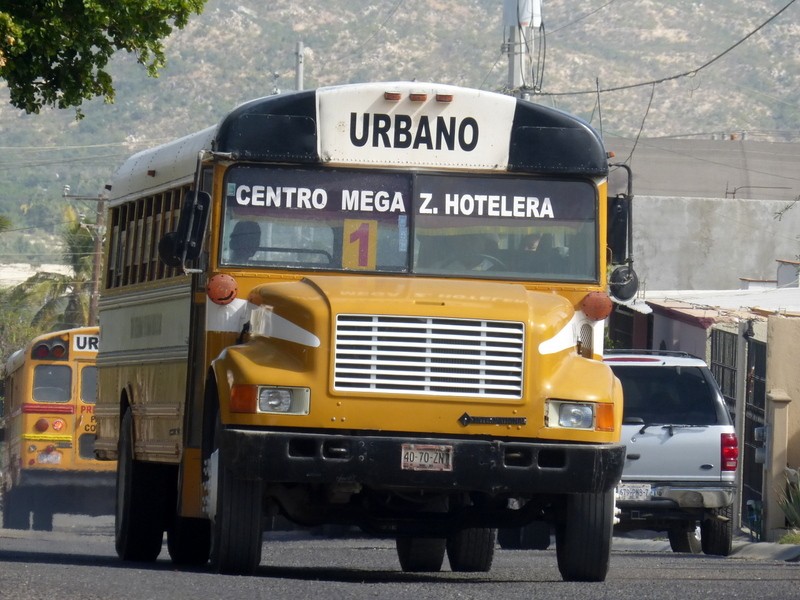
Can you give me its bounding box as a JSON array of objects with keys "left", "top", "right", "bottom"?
[
  {"left": 0, "top": 0, "right": 207, "bottom": 115},
  {"left": 0, "top": 287, "right": 40, "bottom": 363},
  {"left": 0, "top": 215, "right": 10, "bottom": 232},
  {"left": 1, "top": 207, "right": 95, "bottom": 338}
]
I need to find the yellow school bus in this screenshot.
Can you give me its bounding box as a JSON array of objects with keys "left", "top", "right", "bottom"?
[
  {"left": 1, "top": 326, "right": 114, "bottom": 530},
  {"left": 94, "top": 82, "right": 635, "bottom": 581}
]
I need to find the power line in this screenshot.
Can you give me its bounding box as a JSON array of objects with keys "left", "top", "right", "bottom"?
[
  {"left": 538, "top": 0, "right": 798, "bottom": 97},
  {"left": 0, "top": 152, "right": 127, "bottom": 170},
  {"left": 621, "top": 82, "right": 656, "bottom": 164},
  {"left": 0, "top": 139, "right": 171, "bottom": 152},
  {"left": 328, "top": 0, "right": 405, "bottom": 64},
  {"left": 548, "top": 0, "right": 618, "bottom": 35}
]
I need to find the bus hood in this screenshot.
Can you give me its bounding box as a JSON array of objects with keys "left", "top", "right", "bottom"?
[{"left": 247, "top": 275, "right": 576, "bottom": 337}]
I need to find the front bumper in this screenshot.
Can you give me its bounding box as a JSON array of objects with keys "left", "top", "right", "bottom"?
[{"left": 218, "top": 428, "right": 625, "bottom": 496}]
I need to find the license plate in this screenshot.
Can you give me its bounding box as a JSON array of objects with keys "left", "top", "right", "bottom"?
[
  {"left": 401, "top": 444, "right": 453, "bottom": 472},
  {"left": 616, "top": 483, "right": 651, "bottom": 501},
  {"left": 36, "top": 452, "right": 61, "bottom": 465}
]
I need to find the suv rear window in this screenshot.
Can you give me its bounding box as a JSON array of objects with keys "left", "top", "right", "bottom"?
[{"left": 612, "top": 365, "right": 722, "bottom": 426}]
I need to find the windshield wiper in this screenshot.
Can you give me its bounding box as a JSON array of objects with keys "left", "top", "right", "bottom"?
[{"left": 661, "top": 424, "right": 707, "bottom": 436}]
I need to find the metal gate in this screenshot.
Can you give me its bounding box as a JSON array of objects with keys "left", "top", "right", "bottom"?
[
  {"left": 710, "top": 329, "right": 766, "bottom": 536},
  {"left": 742, "top": 339, "right": 767, "bottom": 537}
]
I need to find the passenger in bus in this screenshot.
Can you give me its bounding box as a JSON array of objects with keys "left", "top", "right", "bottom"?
[
  {"left": 522, "top": 233, "right": 543, "bottom": 251},
  {"left": 229, "top": 220, "right": 261, "bottom": 263}
]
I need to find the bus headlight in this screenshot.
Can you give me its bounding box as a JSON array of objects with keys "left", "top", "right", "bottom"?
[
  {"left": 257, "top": 386, "right": 310, "bottom": 415},
  {"left": 546, "top": 400, "right": 594, "bottom": 429}
]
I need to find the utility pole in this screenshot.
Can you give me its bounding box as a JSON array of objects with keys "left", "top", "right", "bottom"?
[
  {"left": 63, "top": 186, "right": 106, "bottom": 326},
  {"left": 503, "top": 0, "right": 541, "bottom": 98}
]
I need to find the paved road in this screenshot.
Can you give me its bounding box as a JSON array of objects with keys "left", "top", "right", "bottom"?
[{"left": 1, "top": 516, "right": 799, "bottom": 600}]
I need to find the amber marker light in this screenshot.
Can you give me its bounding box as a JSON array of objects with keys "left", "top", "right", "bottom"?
[
  {"left": 409, "top": 92, "right": 428, "bottom": 102},
  {"left": 595, "top": 403, "right": 616, "bottom": 432},
  {"left": 384, "top": 91, "right": 402, "bottom": 101},
  {"left": 207, "top": 273, "right": 238, "bottom": 306},
  {"left": 230, "top": 385, "right": 257, "bottom": 413},
  {"left": 435, "top": 93, "right": 454, "bottom": 103},
  {"left": 582, "top": 291, "right": 613, "bottom": 321}
]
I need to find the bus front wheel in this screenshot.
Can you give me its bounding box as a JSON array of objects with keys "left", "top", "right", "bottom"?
[
  {"left": 554, "top": 490, "right": 614, "bottom": 582},
  {"left": 115, "top": 407, "right": 167, "bottom": 562},
  {"left": 207, "top": 410, "right": 263, "bottom": 575}
]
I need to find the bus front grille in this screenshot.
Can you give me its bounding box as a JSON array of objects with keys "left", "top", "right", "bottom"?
[{"left": 334, "top": 315, "right": 524, "bottom": 398}]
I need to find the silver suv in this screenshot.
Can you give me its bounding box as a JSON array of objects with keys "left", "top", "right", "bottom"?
[{"left": 604, "top": 350, "right": 739, "bottom": 556}]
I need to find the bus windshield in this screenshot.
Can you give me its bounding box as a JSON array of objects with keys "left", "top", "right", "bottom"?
[{"left": 220, "top": 166, "right": 598, "bottom": 282}]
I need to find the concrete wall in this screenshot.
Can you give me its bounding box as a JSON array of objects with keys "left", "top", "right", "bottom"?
[
  {"left": 766, "top": 316, "right": 800, "bottom": 469},
  {"left": 603, "top": 138, "right": 800, "bottom": 292},
  {"left": 757, "top": 316, "right": 800, "bottom": 540},
  {"left": 629, "top": 196, "right": 800, "bottom": 291},
  {"left": 651, "top": 314, "right": 707, "bottom": 357}
]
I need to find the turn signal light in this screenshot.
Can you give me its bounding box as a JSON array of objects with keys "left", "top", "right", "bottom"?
[
  {"left": 230, "top": 385, "right": 257, "bottom": 413},
  {"left": 595, "top": 403, "right": 616, "bottom": 432}
]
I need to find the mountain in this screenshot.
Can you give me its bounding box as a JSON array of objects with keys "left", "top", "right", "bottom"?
[{"left": 0, "top": 0, "right": 797, "bottom": 257}]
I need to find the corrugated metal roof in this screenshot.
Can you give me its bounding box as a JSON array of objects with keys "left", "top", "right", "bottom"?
[{"left": 643, "top": 287, "right": 800, "bottom": 317}]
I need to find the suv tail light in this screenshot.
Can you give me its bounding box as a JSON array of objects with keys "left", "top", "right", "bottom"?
[{"left": 721, "top": 433, "right": 739, "bottom": 471}]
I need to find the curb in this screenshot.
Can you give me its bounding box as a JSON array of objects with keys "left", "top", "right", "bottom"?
[
  {"left": 730, "top": 540, "right": 800, "bottom": 562},
  {"left": 613, "top": 534, "right": 800, "bottom": 561}
]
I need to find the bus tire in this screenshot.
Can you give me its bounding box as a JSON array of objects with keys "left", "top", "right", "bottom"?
[
  {"left": 446, "top": 527, "right": 495, "bottom": 572},
  {"left": 209, "top": 414, "right": 263, "bottom": 575},
  {"left": 115, "top": 408, "right": 166, "bottom": 562},
  {"left": 168, "top": 516, "right": 211, "bottom": 566},
  {"left": 396, "top": 537, "right": 446, "bottom": 572},
  {"left": 554, "top": 490, "right": 614, "bottom": 582},
  {"left": 2, "top": 489, "right": 30, "bottom": 530},
  {"left": 32, "top": 509, "right": 53, "bottom": 532}
]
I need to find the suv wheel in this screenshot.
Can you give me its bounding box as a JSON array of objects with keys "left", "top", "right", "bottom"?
[
  {"left": 701, "top": 505, "right": 733, "bottom": 556},
  {"left": 667, "top": 524, "right": 702, "bottom": 554}
]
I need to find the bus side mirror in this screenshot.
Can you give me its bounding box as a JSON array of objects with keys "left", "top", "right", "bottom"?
[
  {"left": 607, "top": 162, "right": 639, "bottom": 302},
  {"left": 607, "top": 194, "right": 630, "bottom": 266},
  {"left": 609, "top": 264, "right": 639, "bottom": 302},
  {"left": 158, "top": 190, "right": 210, "bottom": 268},
  {"left": 158, "top": 232, "right": 183, "bottom": 268}
]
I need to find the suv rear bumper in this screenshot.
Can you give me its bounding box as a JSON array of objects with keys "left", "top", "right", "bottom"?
[
  {"left": 218, "top": 427, "right": 626, "bottom": 495},
  {"left": 617, "top": 483, "right": 735, "bottom": 510}
]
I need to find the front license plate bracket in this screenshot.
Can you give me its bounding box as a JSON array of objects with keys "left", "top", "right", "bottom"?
[{"left": 401, "top": 443, "right": 453, "bottom": 472}]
